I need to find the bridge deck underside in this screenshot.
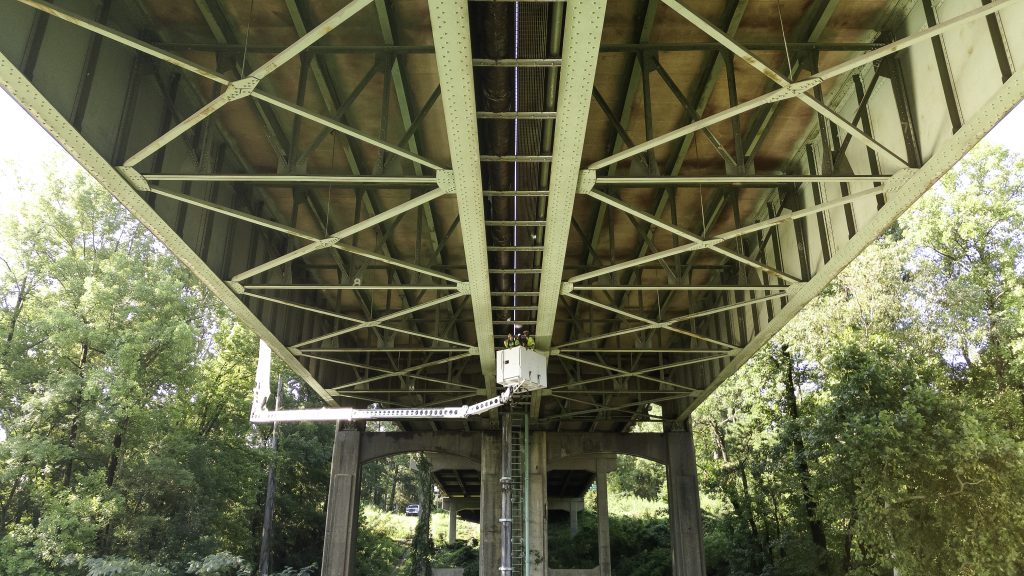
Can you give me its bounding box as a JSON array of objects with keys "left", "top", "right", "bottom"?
[{"left": 1, "top": 0, "right": 1021, "bottom": 433}]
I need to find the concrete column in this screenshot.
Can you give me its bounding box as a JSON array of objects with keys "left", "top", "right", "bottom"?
[
  {"left": 321, "top": 426, "right": 361, "bottom": 576},
  {"left": 569, "top": 500, "right": 579, "bottom": 537},
  {"left": 666, "top": 422, "right": 705, "bottom": 576},
  {"left": 596, "top": 469, "right": 611, "bottom": 576},
  {"left": 449, "top": 506, "right": 458, "bottom": 545},
  {"left": 480, "top": 432, "right": 502, "bottom": 575},
  {"left": 527, "top": 431, "right": 548, "bottom": 576}
]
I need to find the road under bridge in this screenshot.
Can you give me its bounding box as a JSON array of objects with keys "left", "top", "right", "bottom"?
[{"left": 1, "top": 0, "right": 1022, "bottom": 573}]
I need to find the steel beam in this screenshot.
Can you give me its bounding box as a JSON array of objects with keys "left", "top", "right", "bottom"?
[
  {"left": 335, "top": 353, "right": 475, "bottom": 389},
  {"left": 142, "top": 174, "right": 436, "bottom": 185},
  {"left": 595, "top": 175, "right": 892, "bottom": 185},
  {"left": 16, "top": 0, "right": 442, "bottom": 175},
  {"left": 571, "top": 285, "right": 791, "bottom": 292},
  {"left": 659, "top": 0, "right": 908, "bottom": 167},
  {"left": 536, "top": 0, "right": 606, "bottom": 352},
  {"left": 242, "top": 284, "right": 459, "bottom": 291},
  {"left": 429, "top": 0, "right": 496, "bottom": 395},
  {"left": 535, "top": 0, "right": 609, "bottom": 352},
  {"left": 571, "top": 182, "right": 886, "bottom": 283},
  {"left": 578, "top": 188, "right": 801, "bottom": 284},
  {"left": 568, "top": 1, "right": 749, "bottom": 362},
  {"left": 563, "top": 292, "right": 738, "bottom": 350},
  {"left": 147, "top": 186, "right": 319, "bottom": 242}
]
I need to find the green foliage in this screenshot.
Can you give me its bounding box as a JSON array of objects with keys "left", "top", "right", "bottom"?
[
  {"left": 186, "top": 553, "right": 250, "bottom": 576},
  {"left": 0, "top": 171, "right": 334, "bottom": 574},
  {"left": 548, "top": 505, "right": 671, "bottom": 576},
  {"left": 359, "top": 447, "right": 421, "bottom": 515},
  {"left": 608, "top": 514, "right": 673, "bottom": 576},
  {"left": 268, "top": 565, "right": 317, "bottom": 576},
  {"left": 356, "top": 506, "right": 405, "bottom": 576},
  {"left": 610, "top": 455, "right": 664, "bottom": 501},
  {"left": 432, "top": 542, "right": 478, "bottom": 576},
  {"left": 82, "top": 557, "right": 172, "bottom": 576},
  {"left": 693, "top": 146, "right": 1024, "bottom": 575}
]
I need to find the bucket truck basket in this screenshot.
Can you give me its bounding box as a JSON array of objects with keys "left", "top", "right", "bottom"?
[{"left": 496, "top": 346, "right": 547, "bottom": 391}]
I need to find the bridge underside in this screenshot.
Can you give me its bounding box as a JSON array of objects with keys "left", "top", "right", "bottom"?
[
  {"left": 2, "top": 0, "right": 1023, "bottom": 573},
  {"left": 2, "top": 0, "right": 1022, "bottom": 429}
]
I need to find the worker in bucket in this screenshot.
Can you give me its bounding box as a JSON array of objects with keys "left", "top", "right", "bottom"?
[{"left": 519, "top": 330, "right": 535, "bottom": 350}]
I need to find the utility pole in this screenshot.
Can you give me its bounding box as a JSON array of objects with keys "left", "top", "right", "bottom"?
[{"left": 258, "top": 375, "right": 284, "bottom": 576}]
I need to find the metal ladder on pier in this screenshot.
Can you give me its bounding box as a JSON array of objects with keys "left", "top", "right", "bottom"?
[{"left": 501, "top": 407, "right": 529, "bottom": 576}]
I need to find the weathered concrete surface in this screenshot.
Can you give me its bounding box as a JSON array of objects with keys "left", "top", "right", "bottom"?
[
  {"left": 528, "top": 431, "right": 549, "bottom": 576},
  {"left": 548, "top": 432, "right": 667, "bottom": 466},
  {"left": 360, "top": 431, "right": 481, "bottom": 464},
  {"left": 666, "top": 425, "right": 705, "bottom": 576},
  {"left": 595, "top": 463, "right": 614, "bottom": 576},
  {"left": 322, "top": 427, "right": 361, "bottom": 576},
  {"left": 480, "top": 432, "right": 502, "bottom": 575}
]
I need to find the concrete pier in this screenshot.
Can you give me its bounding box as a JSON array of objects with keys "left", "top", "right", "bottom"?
[{"left": 319, "top": 430, "right": 705, "bottom": 575}]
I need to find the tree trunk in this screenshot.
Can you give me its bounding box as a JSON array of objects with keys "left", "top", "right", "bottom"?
[
  {"left": 4, "top": 276, "right": 28, "bottom": 344},
  {"left": 62, "top": 343, "right": 90, "bottom": 487},
  {"left": 104, "top": 424, "right": 125, "bottom": 487},
  {"left": 781, "top": 346, "right": 830, "bottom": 573},
  {"left": 713, "top": 421, "right": 766, "bottom": 571},
  {"left": 841, "top": 507, "right": 857, "bottom": 574},
  {"left": 388, "top": 461, "right": 400, "bottom": 512},
  {"left": 0, "top": 476, "right": 23, "bottom": 533}
]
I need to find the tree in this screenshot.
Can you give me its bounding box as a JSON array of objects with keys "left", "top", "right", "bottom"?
[
  {"left": 0, "top": 174, "right": 268, "bottom": 573},
  {"left": 405, "top": 454, "right": 435, "bottom": 576},
  {"left": 695, "top": 146, "right": 1024, "bottom": 575}
]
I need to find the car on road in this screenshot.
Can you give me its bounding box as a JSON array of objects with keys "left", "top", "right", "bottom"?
[{"left": 405, "top": 504, "right": 421, "bottom": 516}]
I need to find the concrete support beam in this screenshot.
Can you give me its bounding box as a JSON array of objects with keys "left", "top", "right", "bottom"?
[
  {"left": 480, "top": 432, "right": 502, "bottom": 575},
  {"left": 449, "top": 506, "right": 458, "bottom": 545},
  {"left": 360, "top": 431, "right": 481, "bottom": 464},
  {"left": 528, "top": 431, "right": 550, "bottom": 576},
  {"left": 666, "top": 424, "right": 705, "bottom": 576},
  {"left": 322, "top": 427, "right": 362, "bottom": 576},
  {"left": 547, "top": 432, "right": 667, "bottom": 466},
  {"left": 596, "top": 468, "right": 612, "bottom": 576},
  {"left": 443, "top": 496, "right": 481, "bottom": 512},
  {"left": 570, "top": 501, "right": 580, "bottom": 537}
]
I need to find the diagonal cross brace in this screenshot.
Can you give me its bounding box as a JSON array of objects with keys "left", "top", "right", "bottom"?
[{"left": 230, "top": 187, "right": 450, "bottom": 282}]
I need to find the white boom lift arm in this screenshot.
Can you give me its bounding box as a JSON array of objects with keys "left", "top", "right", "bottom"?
[{"left": 250, "top": 341, "right": 547, "bottom": 423}]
